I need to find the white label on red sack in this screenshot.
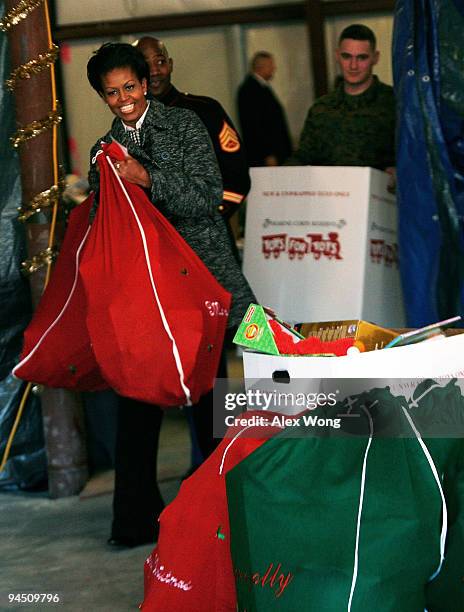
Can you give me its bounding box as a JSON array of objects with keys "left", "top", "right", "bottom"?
[
  {"left": 205, "top": 300, "right": 229, "bottom": 317},
  {"left": 146, "top": 553, "right": 193, "bottom": 591}
]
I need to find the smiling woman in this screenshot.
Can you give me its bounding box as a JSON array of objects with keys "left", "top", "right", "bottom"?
[
  {"left": 87, "top": 44, "right": 152, "bottom": 186},
  {"left": 101, "top": 67, "right": 148, "bottom": 127},
  {"left": 84, "top": 42, "right": 255, "bottom": 548}
]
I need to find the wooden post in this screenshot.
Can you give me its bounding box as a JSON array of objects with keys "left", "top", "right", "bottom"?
[
  {"left": 305, "top": 0, "right": 328, "bottom": 97},
  {"left": 4, "top": 0, "right": 87, "bottom": 498}
]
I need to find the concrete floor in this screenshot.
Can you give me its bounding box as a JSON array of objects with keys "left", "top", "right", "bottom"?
[
  {"left": 0, "top": 410, "right": 190, "bottom": 612},
  {"left": 1, "top": 353, "right": 244, "bottom": 612}
]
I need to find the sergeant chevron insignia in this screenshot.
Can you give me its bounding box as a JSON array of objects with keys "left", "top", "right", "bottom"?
[{"left": 219, "top": 121, "right": 240, "bottom": 152}]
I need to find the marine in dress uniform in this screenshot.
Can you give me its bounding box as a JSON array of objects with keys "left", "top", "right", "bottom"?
[
  {"left": 135, "top": 37, "right": 253, "bottom": 480},
  {"left": 136, "top": 36, "right": 251, "bottom": 219}
]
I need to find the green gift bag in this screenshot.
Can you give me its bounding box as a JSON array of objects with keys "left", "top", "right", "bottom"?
[
  {"left": 425, "top": 439, "right": 464, "bottom": 612},
  {"left": 226, "top": 385, "right": 464, "bottom": 611}
]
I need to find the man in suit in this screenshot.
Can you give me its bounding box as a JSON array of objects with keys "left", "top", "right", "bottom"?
[{"left": 237, "top": 51, "right": 292, "bottom": 167}]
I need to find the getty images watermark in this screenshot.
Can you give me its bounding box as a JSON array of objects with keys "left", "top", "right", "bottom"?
[
  {"left": 223, "top": 389, "right": 341, "bottom": 429},
  {"left": 213, "top": 382, "right": 345, "bottom": 438},
  {"left": 224, "top": 389, "right": 338, "bottom": 412},
  {"left": 223, "top": 411, "right": 342, "bottom": 430},
  {"left": 212, "top": 377, "right": 464, "bottom": 439}
]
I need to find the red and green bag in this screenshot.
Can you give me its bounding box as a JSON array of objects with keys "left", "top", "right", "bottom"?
[
  {"left": 226, "top": 386, "right": 464, "bottom": 611},
  {"left": 141, "top": 413, "right": 282, "bottom": 611}
]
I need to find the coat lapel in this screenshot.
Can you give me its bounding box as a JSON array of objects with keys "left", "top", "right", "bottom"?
[{"left": 110, "top": 101, "right": 170, "bottom": 162}]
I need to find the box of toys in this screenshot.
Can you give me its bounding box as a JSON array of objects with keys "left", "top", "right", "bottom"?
[
  {"left": 297, "top": 319, "right": 398, "bottom": 352},
  {"left": 235, "top": 305, "right": 464, "bottom": 410},
  {"left": 233, "top": 304, "right": 304, "bottom": 356}
]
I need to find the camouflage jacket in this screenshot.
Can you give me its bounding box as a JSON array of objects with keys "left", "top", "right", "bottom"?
[
  {"left": 88, "top": 100, "right": 255, "bottom": 327},
  {"left": 286, "top": 76, "right": 396, "bottom": 169}
]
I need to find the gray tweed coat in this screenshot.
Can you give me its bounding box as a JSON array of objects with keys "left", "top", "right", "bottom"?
[{"left": 88, "top": 99, "right": 255, "bottom": 327}]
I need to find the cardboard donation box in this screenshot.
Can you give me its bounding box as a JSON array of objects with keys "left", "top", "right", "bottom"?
[
  {"left": 243, "top": 166, "right": 405, "bottom": 327},
  {"left": 235, "top": 304, "right": 464, "bottom": 421},
  {"left": 242, "top": 332, "right": 464, "bottom": 421},
  {"left": 243, "top": 332, "right": 464, "bottom": 383}
]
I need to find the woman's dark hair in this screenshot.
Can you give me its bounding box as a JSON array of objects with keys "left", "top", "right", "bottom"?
[{"left": 87, "top": 42, "right": 150, "bottom": 94}]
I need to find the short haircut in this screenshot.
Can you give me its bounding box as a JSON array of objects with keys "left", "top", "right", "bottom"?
[
  {"left": 251, "top": 51, "right": 273, "bottom": 71},
  {"left": 87, "top": 42, "right": 150, "bottom": 95},
  {"left": 338, "top": 24, "right": 376, "bottom": 49},
  {"left": 135, "top": 36, "right": 170, "bottom": 59}
]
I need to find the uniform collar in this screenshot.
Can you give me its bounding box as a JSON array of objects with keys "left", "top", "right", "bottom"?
[
  {"left": 155, "top": 84, "right": 180, "bottom": 107},
  {"left": 335, "top": 75, "right": 380, "bottom": 107}
]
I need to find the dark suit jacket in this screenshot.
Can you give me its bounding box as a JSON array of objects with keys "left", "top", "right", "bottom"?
[{"left": 237, "top": 74, "right": 292, "bottom": 166}]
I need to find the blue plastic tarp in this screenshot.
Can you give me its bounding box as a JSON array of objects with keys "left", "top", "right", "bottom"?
[
  {"left": 0, "top": 15, "right": 47, "bottom": 490},
  {"left": 393, "top": 0, "right": 464, "bottom": 326}
]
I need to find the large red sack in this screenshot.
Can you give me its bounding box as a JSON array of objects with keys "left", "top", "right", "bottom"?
[
  {"left": 12, "top": 195, "right": 107, "bottom": 391},
  {"left": 14, "top": 141, "right": 231, "bottom": 406},
  {"left": 80, "top": 142, "right": 231, "bottom": 405},
  {"left": 141, "top": 414, "right": 282, "bottom": 612}
]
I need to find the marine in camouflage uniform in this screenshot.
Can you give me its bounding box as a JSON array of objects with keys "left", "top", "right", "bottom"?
[{"left": 286, "top": 75, "right": 396, "bottom": 170}]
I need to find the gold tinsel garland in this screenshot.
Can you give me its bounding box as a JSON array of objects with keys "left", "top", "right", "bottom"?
[
  {"left": 2, "top": 1, "right": 64, "bottom": 276},
  {"left": 5, "top": 44, "right": 59, "bottom": 90},
  {"left": 0, "top": 0, "right": 44, "bottom": 32},
  {"left": 21, "top": 246, "right": 59, "bottom": 276},
  {"left": 3, "top": 3, "right": 64, "bottom": 229},
  {"left": 18, "top": 175, "right": 66, "bottom": 222},
  {"left": 1, "top": 0, "right": 68, "bottom": 477},
  {"left": 10, "top": 105, "right": 62, "bottom": 148}
]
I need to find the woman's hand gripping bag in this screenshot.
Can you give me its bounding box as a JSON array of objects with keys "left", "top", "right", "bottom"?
[
  {"left": 79, "top": 142, "right": 231, "bottom": 406},
  {"left": 13, "top": 194, "right": 107, "bottom": 391},
  {"left": 141, "top": 414, "right": 283, "bottom": 612}
]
